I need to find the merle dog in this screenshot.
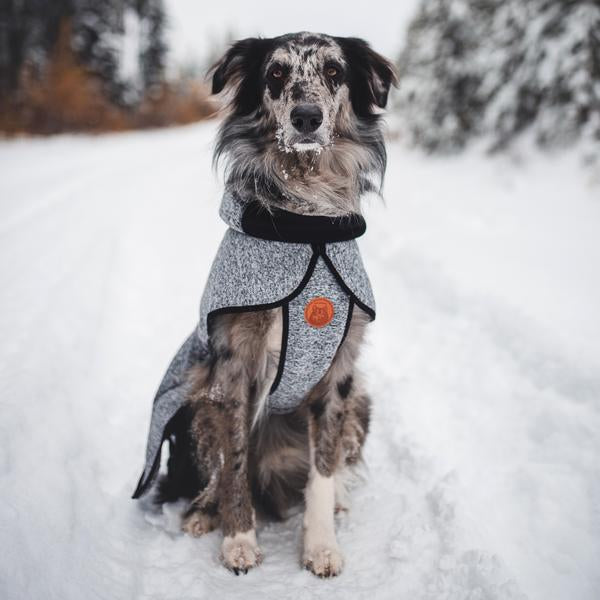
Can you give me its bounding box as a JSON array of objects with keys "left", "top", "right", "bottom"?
[{"left": 159, "top": 32, "right": 396, "bottom": 577}]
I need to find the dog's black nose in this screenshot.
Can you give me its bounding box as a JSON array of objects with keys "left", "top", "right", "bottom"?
[{"left": 290, "top": 104, "right": 323, "bottom": 133}]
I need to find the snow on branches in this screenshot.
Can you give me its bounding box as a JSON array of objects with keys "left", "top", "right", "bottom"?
[{"left": 395, "top": 0, "right": 600, "bottom": 151}]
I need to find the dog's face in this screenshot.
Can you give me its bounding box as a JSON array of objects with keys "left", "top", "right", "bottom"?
[
  {"left": 212, "top": 32, "right": 395, "bottom": 154},
  {"left": 263, "top": 36, "right": 348, "bottom": 152},
  {"left": 212, "top": 33, "right": 396, "bottom": 215}
]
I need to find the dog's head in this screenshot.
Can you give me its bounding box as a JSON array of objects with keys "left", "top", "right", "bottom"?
[{"left": 212, "top": 32, "right": 397, "bottom": 215}]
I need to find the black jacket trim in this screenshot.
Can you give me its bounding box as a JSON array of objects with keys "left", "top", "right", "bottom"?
[
  {"left": 241, "top": 201, "right": 366, "bottom": 244},
  {"left": 132, "top": 409, "right": 180, "bottom": 499},
  {"left": 318, "top": 246, "right": 376, "bottom": 321},
  {"left": 206, "top": 248, "right": 320, "bottom": 329},
  {"left": 269, "top": 303, "right": 289, "bottom": 395},
  {"left": 340, "top": 299, "right": 354, "bottom": 347}
]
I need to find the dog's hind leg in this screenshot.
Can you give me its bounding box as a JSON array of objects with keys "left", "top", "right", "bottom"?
[{"left": 182, "top": 502, "right": 220, "bottom": 537}]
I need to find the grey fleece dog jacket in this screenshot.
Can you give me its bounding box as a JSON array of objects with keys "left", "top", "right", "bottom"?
[{"left": 132, "top": 191, "right": 376, "bottom": 498}]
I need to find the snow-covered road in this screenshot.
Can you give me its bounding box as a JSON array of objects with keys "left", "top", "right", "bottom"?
[{"left": 1, "top": 122, "right": 598, "bottom": 600}]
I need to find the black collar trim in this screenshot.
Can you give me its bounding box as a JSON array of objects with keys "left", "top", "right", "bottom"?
[{"left": 240, "top": 200, "right": 366, "bottom": 244}]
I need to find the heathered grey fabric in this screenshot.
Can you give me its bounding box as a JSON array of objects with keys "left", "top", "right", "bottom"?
[
  {"left": 268, "top": 256, "right": 350, "bottom": 413},
  {"left": 326, "top": 239, "right": 375, "bottom": 310},
  {"left": 197, "top": 229, "right": 313, "bottom": 341},
  {"left": 218, "top": 190, "right": 247, "bottom": 232},
  {"left": 135, "top": 331, "right": 207, "bottom": 494},
  {"left": 134, "top": 191, "right": 375, "bottom": 497}
]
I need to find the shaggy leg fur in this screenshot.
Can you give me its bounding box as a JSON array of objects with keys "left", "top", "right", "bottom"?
[{"left": 181, "top": 309, "right": 280, "bottom": 573}]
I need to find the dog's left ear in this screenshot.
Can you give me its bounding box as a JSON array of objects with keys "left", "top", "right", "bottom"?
[
  {"left": 335, "top": 37, "right": 398, "bottom": 117},
  {"left": 210, "top": 37, "right": 273, "bottom": 115}
]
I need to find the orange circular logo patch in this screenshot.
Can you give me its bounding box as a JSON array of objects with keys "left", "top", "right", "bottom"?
[{"left": 304, "top": 297, "right": 335, "bottom": 328}]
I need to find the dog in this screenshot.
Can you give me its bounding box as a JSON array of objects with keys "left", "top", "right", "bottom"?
[{"left": 133, "top": 31, "right": 396, "bottom": 577}]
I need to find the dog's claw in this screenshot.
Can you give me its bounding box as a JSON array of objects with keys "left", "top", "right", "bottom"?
[
  {"left": 221, "top": 532, "right": 263, "bottom": 574},
  {"left": 303, "top": 544, "right": 343, "bottom": 578}
]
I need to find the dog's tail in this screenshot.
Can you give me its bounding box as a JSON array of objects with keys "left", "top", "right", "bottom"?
[{"left": 155, "top": 405, "right": 204, "bottom": 504}]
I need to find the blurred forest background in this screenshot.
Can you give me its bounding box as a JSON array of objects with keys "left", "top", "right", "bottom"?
[
  {"left": 0, "top": 0, "right": 599, "bottom": 150},
  {"left": 396, "top": 0, "right": 600, "bottom": 152},
  {"left": 0, "top": 0, "right": 217, "bottom": 134}
]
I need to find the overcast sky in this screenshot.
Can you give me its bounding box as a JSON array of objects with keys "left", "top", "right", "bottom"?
[{"left": 164, "top": 0, "right": 420, "bottom": 69}]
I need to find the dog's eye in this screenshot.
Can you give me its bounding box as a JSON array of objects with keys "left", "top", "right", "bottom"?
[
  {"left": 271, "top": 68, "right": 283, "bottom": 79},
  {"left": 326, "top": 66, "right": 338, "bottom": 78}
]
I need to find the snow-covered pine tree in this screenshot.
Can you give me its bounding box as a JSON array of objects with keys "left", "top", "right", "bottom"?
[
  {"left": 0, "top": 0, "right": 34, "bottom": 93},
  {"left": 486, "top": 0, "right": 600, "bottom": 148},
  {"left": 0, "top": 0, "right": 75, "bottom": 95},
  {"left": 71, "top": 0, "right": 134, "bottom": 103},
  {"left": 395, "top": 0, "right": 500, "bottom": 151},
  {"left": 396, "top": 0, "right": 600, "bottom": 151},
  {"left": 1, "top": 0, "right": 167, "bottom": 105},
  {"left": 137, "top": 0, "right": 166, "bottom": 94}
]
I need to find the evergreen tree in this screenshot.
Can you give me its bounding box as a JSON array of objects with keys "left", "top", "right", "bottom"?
[
  {"left": 0, "top": 0, "right": 31, "bottom": 93},
  {"left": 396, "top": 0, "right": 600, "bottom": 151},
  {"left": 1, "top": 0, "right": 75, "bottom": 94},
  {"left": 487, "top": 0, "right": 600, "bottom": 147},
  {"left": 0, "top": 0, "right": 167, "bottom": 104},
  {"left": 71, "top": 0, "right": 126, "bottom": 102},
  {"left": 137, "top": 0, "right": 166, "bottom": 93}
]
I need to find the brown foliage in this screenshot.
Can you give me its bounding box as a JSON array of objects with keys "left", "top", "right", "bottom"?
[
  {"left": 134, "top": 80, "right": 217, "bottom": 129},
  {"left": 0, "top": 20, "right": 217, "bottom": 136}
]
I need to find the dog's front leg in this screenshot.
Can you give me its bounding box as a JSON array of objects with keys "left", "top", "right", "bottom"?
[
  {"left": 301, "top": 311, "right": 370, "bottom": 577},
  {"left": 183, "top": 311, "right": 277, "bottom": 572},
  {"left": 217, "top": 376, "right": 262, "bottom": 574},
  {"left": 302, "top": 372, "right": 349, "bottom": 578},
  {"left": 302, "top": 414, "right": 344, "bottom": 577},
  {"left": 212, "top": 310, "right": 279, "bottom": 574}
]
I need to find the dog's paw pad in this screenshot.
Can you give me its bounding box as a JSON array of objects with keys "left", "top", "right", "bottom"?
[
  {"left": 303, "top": 544, "right": 344, "bottom": 577},
  {"left": 221, "top": 532, "right": 263, "bottom": 574},
  {"left": 181, "top": 511, "right": 217, "bottom": 537}
]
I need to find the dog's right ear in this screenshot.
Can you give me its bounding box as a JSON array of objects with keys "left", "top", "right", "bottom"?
[{"left": 210, "top": 37, "right": 272, "bottom": 115}]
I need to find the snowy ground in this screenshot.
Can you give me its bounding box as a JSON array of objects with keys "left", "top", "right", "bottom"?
[{"left": 0, "top": 122, "right": 598, "bottom": 600}]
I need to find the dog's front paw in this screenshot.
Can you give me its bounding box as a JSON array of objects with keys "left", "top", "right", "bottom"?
[
  {"left": 303, "top": 544, "right": 344, "bottom": 577},
  {"left": 181, "top": 510, "right": 218, "bottom": 537},
  {"left": 221, "top": 530, "right": 263, "bottom": 575}
]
